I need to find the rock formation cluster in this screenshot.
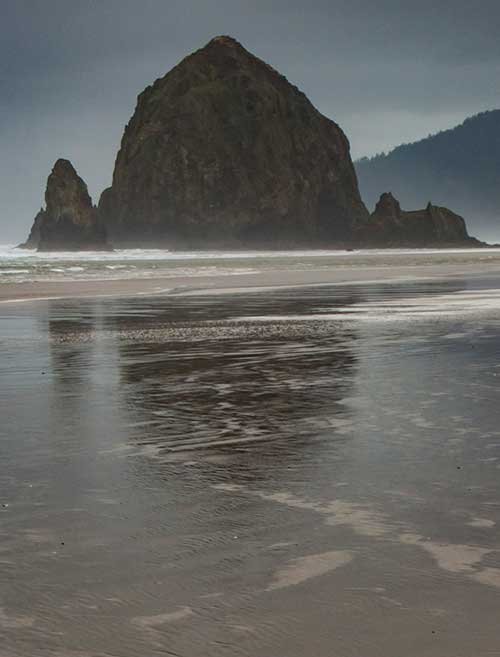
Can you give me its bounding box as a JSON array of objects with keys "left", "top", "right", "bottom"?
[
  {"left": 21, "top": 37, "right": 481, "bottom": 250},
  {"left": 357, "top": 192, "right": 481, "bottom": 246}
]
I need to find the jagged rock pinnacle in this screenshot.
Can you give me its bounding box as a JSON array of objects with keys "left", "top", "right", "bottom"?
[{"left": 21, "top": 159, "right": 110, "bottom": 251}]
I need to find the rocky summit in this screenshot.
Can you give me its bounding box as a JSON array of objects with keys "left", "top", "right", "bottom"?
[
  {"left": 21, "top": 159, "right": 110, "bottom": 251},
  {"left": 357, "top": 192, "right": 482, "bottom": 246},
  {"left": 99, "top": 35, "right": 369, "bottom": 247}
]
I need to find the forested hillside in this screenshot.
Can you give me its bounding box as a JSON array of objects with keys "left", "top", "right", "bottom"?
[{"left": 356, "top": 111, "right": 500, "bottom": 240}]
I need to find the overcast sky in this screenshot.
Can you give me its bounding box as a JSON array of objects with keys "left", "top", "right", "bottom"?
[{"left": 2, "top": 0, "right": 499, "bottom": 241}]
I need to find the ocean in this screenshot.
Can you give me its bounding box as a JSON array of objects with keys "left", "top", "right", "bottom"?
[{"left": 3, "top": 244, "right": 500, "bottom": 285}]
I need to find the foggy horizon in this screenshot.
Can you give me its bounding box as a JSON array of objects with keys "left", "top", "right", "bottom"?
[{"left": 2, "top": 0, "right": 500, "bottom": 241}]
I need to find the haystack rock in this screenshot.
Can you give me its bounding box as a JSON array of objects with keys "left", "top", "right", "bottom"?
[
  {"left": 358, "top": 192, "right": 482, "bottom": 246},
  {"left": 21, "top": 159, "right": 110, "bottom": 251},
  {"left": 99, "top": 35, "right": 369, "bottom": 247}
]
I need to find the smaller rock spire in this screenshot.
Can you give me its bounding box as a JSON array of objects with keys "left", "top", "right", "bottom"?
[
  {"left": 373, "top": 192, "right": 402, "bottom": 221},
  {"left": 20, "top": 159, "right": 111, "bottom": 251}
]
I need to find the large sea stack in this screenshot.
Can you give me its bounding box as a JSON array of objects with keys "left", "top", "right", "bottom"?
[
  {"left": 21, "top": 159, "right": 110, "bottom": 251},
  {"left": 99, "top": 36, "right": 369, "bottom": 247},
  {"left": 357, "top": 192, "right": 482, "bottom": 246}
]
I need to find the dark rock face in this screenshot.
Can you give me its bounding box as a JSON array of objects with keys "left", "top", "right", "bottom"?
[
  {"left": 357, "top": 192, "right": 482, "bottom": 246},
  {"left": 22, "top": 159, "right": 110, "bottom": 251},
  {"left": 19, "top": 209, "right": 45, "bottom": 249},
  {"left": 99, "top": 36, "right": 369, "bottom": 247}
]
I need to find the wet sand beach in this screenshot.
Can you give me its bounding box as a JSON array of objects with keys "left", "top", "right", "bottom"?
[
  {"left": 3, "top": 257, "right": 500, "bottom": 304},
  {"left": 2, "top": 255, "right": 500, "bottom": 656}
]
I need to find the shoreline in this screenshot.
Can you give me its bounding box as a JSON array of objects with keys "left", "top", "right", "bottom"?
[{"left": 3, "top": 261, "right": 500, "bottom": 304}]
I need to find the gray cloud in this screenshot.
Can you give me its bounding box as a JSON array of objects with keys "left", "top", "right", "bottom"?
[{"left": 2, "top": 0, "right": 499, "bottom": 240}]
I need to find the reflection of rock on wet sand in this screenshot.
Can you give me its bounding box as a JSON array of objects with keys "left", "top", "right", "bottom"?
[
  {"left": 43, "top": 300, "right": 104, "bottom": 392},
  {"left": 109, "top": 290, "right": 360, "bottom": 475}
]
